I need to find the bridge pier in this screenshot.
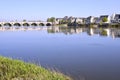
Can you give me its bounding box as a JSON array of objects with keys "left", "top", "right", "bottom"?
[{"left": 0, "top": 22, "right": 52, "bottom": 28}]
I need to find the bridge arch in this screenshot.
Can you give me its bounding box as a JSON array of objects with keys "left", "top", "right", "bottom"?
[
  {"left": 14, "top": 23, "right": 21, "bottom": 26},
  {"left": 39, "top": 23, "right": 45, "bottom": 26},
  {"left": 4, "top": 23, "right": 12, "bottom": 26},
  {"left": 46, "top": 23, "right": 52, "bottom": 26},
  {"left": 0, "top": 24, "right": 2, "bottom": 27},
  {"left": 31, "top": 23, "right": 37, "bottom": 26},
  {"left": 23, "top": 23, "right": 30, "bottom": 26}
]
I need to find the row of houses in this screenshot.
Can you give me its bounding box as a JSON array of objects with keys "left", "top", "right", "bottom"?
[{"left": 55, "top": 13, "right": 120, "bottom": 25}]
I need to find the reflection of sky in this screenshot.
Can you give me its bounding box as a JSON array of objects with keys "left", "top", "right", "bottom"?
[{"left": 0, "top": 28, "right": 120, "bottom": 80}]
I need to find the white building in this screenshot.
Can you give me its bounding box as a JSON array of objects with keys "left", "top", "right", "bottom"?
[
  {"left": 111, "top": 14, "right": 120, "bottom": 23},
  {"left": 71, "top": 18, "right": 83, "bottom": 24},
  {"left": 76, "top": 18, "right": 83, "bottom": 24},
  {"left": 86, "top": 16, "right": 96, "bottom": 24}
]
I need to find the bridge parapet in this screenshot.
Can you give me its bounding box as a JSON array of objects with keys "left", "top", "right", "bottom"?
[{"left": 0, "top": 21, "right": 52, "bottom": 26}]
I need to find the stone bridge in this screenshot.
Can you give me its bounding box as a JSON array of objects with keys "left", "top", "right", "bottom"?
[{"left": 0, "top": 21, "right": 52, "bottom": 27}]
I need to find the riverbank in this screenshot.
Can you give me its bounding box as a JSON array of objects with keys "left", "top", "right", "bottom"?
[
  {"left": 0, "top": 56, "right": 71, "bottom": 80},
  {"left": 56, "top": 23, "right": 120, "bottom": 28}
]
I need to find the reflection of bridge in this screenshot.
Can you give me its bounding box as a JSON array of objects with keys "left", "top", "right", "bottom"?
[
  {"left": 0, "top": 26, "right": 52, "bottom": 31},
  {"left": 0, "top": 21, "right": 52, "bottom": 26}
]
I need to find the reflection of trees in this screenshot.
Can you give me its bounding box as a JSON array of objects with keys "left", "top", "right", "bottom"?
[
  {"left": 47, "top": 26, "right": 59, "bottom": 33},
  {"left": 47, "top": 26, "right": 82, "bottom": 35},
  {"left": 111, "top": 29, "right": 120, "bottom": 38},
  {"left": 46, "top": 26, "right": 120, "bottom": 38},
  {"left": 47, "top": 29, "right": 55, "bottom": 33},
  {"left": 100, "top": 29, "right": 107, "bottom": 36}
]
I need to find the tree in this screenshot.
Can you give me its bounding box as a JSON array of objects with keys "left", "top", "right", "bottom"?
[
  {"left": 47, "top": 17, "right": 55, "bottom": 22},
  {"left": 47, "top": 17, "right": 55, "bottom": 25},
  {"left": 23, "top": 19, "right": 27, "bottom": 22},
  {"left": 102, "top": 17, "right": 108, "bottom": 22},
  {"left": 60, "top": 19, "right": 64, "bottom": 24},
  {"left": 47, "top": 18, "right": 51, "bottom": 22},
  {"left": 50, "top": 17, "right": 55, "bottom": 23},
  {"left": 60, "top": 19, "right": 68, "bottom": 24}
]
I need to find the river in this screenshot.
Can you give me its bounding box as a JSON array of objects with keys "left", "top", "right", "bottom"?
[{"left": 0, "top": 26, "right": 120, "bottom": 80}]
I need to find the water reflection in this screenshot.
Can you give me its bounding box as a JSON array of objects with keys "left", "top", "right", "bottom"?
[
  {"left": 1, "top": 26, "right": 120, "bottom": 39},
  {"left": 47, "top": 26, "right": 120, "bottom": 39},
  {"left": 0, "top": 26, "right": 120, "bottom": 80}
]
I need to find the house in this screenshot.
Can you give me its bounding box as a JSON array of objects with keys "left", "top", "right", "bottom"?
[
  {"left": 63, "top": 16, "right": 69, "bottom": 21},
  {"left": 67, "top": 16, "right": 75, "bottom": 23},
  {"left": 76, "top": 18, "right": 84, "bottom": 24},
  {"left": 111, "top": 14, "right": 120, "bottom": 23},
  {"left": 86, "top": 16, "right": 95, "bottom": 24},
  {"left": 96, "top": 15, "right": 110, "bottom": 24},
  {"left": 69, "top": 17, "right": 83, "bottom": 24},
  {"left": 55, "top": 18, "right": 63, "bottom": 24}
]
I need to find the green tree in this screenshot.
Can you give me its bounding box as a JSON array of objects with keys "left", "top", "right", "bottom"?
[
  {"left": 47, "top": 17, "right": 55, "bottom": 25},
  {"left": 23, "top": 19, "right": 27, "bottom": 22},
  {"left": 102, "top": 17, "right": 108, "bottom": 22},
  {"left": 47, "top": 17, "right": 55, "bottom": 22},
  {"left": 60, "top": 19, "right": 68, "bottom": 24},
  {"left": 60, "top": 19, "right": 64, "bottom": 24},
  {"left": 47, "top": 18, "right": 50, "bottom": 22},
  {"left": 101, "top": 30, "right": 107, "bottom": 36},
  {"left": 50, "top": 17, "right": 55, "bottom": 23}
]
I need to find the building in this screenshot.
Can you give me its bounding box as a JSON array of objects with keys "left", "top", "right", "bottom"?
[
  {"left": 86, "top": 16, "right": 96, "bottom": 24},
  {"left": 55, "top": 18, "right": 63, "bottom": 24},
  {"left": 76, "top": 18, "right": 84, "bottom": 24},
  {"left": 111, "top": 14, "right": 120, "bottom": 23},
  {"left": 96, "top": 15, "right": 110, "bottom": 24}
]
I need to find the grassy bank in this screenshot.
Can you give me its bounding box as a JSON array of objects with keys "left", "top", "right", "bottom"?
[
  {"left": 56, "top": 24, "right": 68, "bottom": 26},
  {"left": 0, "top": 56, "right": 71, "bottom": 80}
]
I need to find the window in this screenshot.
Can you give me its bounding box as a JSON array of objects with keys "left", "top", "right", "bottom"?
[
  {"left": 119, "top": 20, "right": 120, "bottom": 22},
  {"left": 119, "top": 15, "right": 120, "bottom": 19}
]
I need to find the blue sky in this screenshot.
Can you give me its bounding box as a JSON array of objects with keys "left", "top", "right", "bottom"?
[{"left": 0, "top": 0, "right": 120, "bottom": 21}]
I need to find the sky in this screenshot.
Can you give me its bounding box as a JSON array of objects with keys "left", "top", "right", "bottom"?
[{"left": 0, "top": 0, "right": 120, "bottom": 21}]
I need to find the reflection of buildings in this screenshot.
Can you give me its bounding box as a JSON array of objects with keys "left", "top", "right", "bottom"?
[
  {"left": 76, "top": 28, "right": 83, "bottom": 34},
  {"left": 59, "top": 27, "right": 83, "bottom": 35},
  {"left": 47, "top": 26, "right": 120, "bottom": 39},
  {"left": 47, "top": 26, "right": 84, "bottom": 35},
  {"left": 104, "top": 29, "right": 110, "bottom": 36},
  {"left": 51, "top": 26, "right": 60, "bottom": 33},
  {"left": 111, "top": 29, "right": 120, "bottom": 39},
  {"left": 89, "top": 28, "right": 94, "bottom": 35},
  {"left": 1, "top": 26, "right": 120, "bottom": 39},
  {"left": 87, "top": 28, "right": 100, "bottom": 36}
]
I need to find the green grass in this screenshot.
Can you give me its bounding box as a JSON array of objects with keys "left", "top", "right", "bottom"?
[
  {"left": 56, "top": 24, "right": 68, "bottom": 26},
  {"left": 0, "top": 56, "right": 71, "bottom": 80}
]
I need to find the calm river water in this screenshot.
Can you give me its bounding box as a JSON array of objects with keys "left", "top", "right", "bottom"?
[{"left": 0, "top": 26, "right": 120, "bottom": 80}]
